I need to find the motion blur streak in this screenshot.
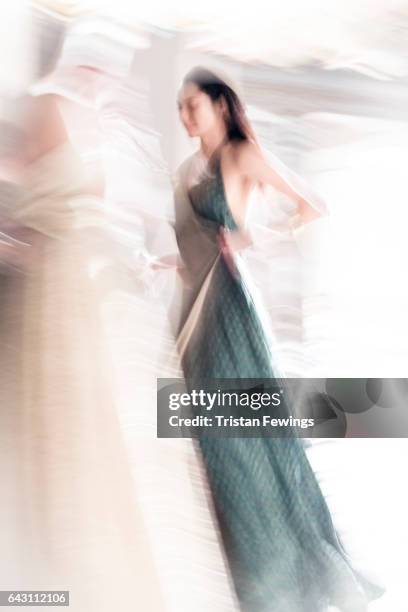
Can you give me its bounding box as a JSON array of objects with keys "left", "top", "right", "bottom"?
[{"left": 0, "top": 2, "right": 407, "bottom": 610}]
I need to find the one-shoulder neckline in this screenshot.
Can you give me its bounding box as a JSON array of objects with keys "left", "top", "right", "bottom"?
[
  {"left": 192, "top": 142, "right": 241, "bottom": 230},
  {"left": 200, "top": 136, "right": 228, "bottom": 168},
  {"left": 212, "top": 150, "right": 240, "bottom": 230}
]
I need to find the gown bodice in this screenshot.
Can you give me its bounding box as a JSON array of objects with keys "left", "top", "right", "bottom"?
[
  {"left": 173, "top": 149, "right": 242, "bottom": 333},
  {"left": 188, "top": 152, "right": 239, "bottom": 233}
]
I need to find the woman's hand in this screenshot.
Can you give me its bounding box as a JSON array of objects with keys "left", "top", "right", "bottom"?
[
  {"left": 150, "top": 253, "right": 180, "bottom": 271},
  {"left": 217, "top": 227, "right": 253, "bottom": 277},
  {"left": 217, "top": 227, "right": 253, "bottom": 255},
  {"left": 147, "top": 253, "right": 190, "bottom": 283},
  {"left": 290, "top": 198, "right": 325, "bottom": 230}
]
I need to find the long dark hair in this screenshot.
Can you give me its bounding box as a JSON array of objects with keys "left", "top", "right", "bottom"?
[{"left": 182, "top": 66, "right": 257, "bottom": 144}]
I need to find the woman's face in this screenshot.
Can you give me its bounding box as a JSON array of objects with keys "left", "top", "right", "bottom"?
[{"left": 177, "top": 82, "right": 221, "bottom": 138}]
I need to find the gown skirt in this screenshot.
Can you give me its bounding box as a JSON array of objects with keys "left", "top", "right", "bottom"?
[
  {"left": 174, "top": 150, "right": 385, "bottom": 612},
  {"left": 0, "top": 141, "right": 241, "bottom": 612}
]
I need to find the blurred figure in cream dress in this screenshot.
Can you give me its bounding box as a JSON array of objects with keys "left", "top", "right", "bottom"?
[{"left": 0, "top": 67, "right": 239, "bottom": 611}]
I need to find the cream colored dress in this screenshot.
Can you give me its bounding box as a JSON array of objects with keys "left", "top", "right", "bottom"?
[{"left": 0, "top": 141, "right": 239, "bottom": 612}]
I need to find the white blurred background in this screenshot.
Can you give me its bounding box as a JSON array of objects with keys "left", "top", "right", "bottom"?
[{"left": 0, "top": 1, "right": 407, "bottom": 610}]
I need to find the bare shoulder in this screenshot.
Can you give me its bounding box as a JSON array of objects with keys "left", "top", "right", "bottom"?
[
  {"left": 227, "top": 140, "right": 264, "bottom": 178},
  {"left": 230, "top": 139, "right": 262, "bottom": 163}
]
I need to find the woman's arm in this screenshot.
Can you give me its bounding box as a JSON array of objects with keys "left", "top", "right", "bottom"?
[
  {"left": 150, "top": 253, "right": 180, "bottom": 269},
  {"left": 234, "top": 141, "right": 325, "bottom": 226}
]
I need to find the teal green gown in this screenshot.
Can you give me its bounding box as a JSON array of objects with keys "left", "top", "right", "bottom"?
[{"left": 173, "top": 147, "right": 385, "bottom": 612}]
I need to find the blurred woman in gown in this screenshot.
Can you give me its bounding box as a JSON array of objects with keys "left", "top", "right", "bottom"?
[
  {"left": 172, "top": 66, "right": 386, "bottom": 612},
  {"left": 0, "top": 89, "right": 170, "bottom": 611},
  {"left": 0, "top": 71, "right": 241, "bottom": 611}
]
